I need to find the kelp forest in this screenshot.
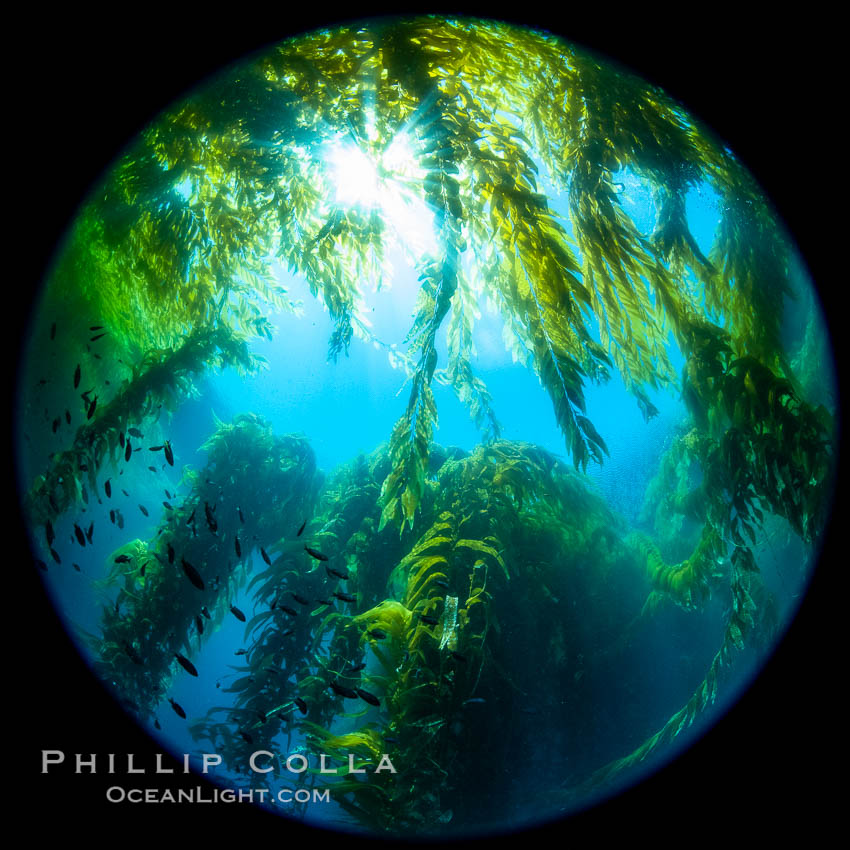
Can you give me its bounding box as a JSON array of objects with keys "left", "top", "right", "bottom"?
[{"left": 19, "top": 16, "right": 836, "bottom": 837}]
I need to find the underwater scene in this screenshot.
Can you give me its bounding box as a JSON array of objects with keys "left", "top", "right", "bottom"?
[{"left": 17, "top": 14, "right": 839, "bottom": 842}]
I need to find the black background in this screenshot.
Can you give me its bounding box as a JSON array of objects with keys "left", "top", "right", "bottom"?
[{"left": 14, "top": 4, "right": 841, "bottom": 846}]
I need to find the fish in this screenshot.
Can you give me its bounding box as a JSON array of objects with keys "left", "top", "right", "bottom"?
[
  {"left": 186, "top": 509, "right": 196, "bottom": 526},
  {"left": 114, "top": 554, "right": 131, "bottom": 563},
  {"left": 296, "top": 520, "right": 307, "bottom": 537},
  {"left": 51, "top": 418, "right": 60, "bottom": 434},
  {"left": 235, "top": 649, "right": 248, "bottom": 656},
  {"left": 45, "top": 520, "right": 55, "bottom": 546},
  {"left": 73, "top": 524, "right": 86, "bottom": 546},
  {"left": 168, "top": 698, "right": 186, "bottom": 719},
  {"left": 419, "top": 614, "right": 439, "bottom": 626},
  {"left": 109, "top": 509, "right": 116, "bottom": 524},
  {"left": 154, "top": 718, "right": 161, "bottom": 730},
  {"left": 49, "top": 548, "right": 61, "bottom": 564},
  {"left": 104, "top": 479, "right": 111, "bottom": 498},
  {"left": 234, "top": 537, "right": 241, "bottom": 557},
  {"left": 463, "top": 698, "right": 486, "bottom": 706},
  {"left": 89, "top": 325, "right": 104, "bottom": 331},
  {"left": 119, "top": 432, "right": 125, "bottom": 448},
  {"left": 237, "top": 506, "right": 245, "bottom": 524},
  {"left": 260, "top": 547, "right": 271, "bottom": 566},
  {"left": 333, "top": 592, "right": 356, "bottom": 603},
  {"left": 279, "top": 605, "right": 298, "bottom": 617},
  {"left": 230, "top": 605, "right": 246, "bottom": 622},
  {"left": 181, "top": 557, "right": 204, "bottom": 590},
  {"left": 305, "top": 546, "right": 329, "bottom": 561},
  {"left": 164, "top": 489, "right": 172, "bottom": 500},
  {"left": 128, "top": 427, "right": 143, "bottom": 438},
  {"left": 195, "top": 614, "right": 204, "bottom": 635},
  {"left": 163, "top": 501, "right": 174, "bottom": 511},
  {"left": 50, "top": 322, "right": 56, "bottom": 340},
  {"left": 174, "top": 653, "right": 198, "bottom": 677},
  {"left": 164, "top": 440, "right": 174, "bottom": 466},
  {"left": 124, "top": 642, "right": 144, "bottom": 665},
  {"left": 73, "top": 364, "right": 80, "bottom": 389},
  {"left": 166, "top": 543, "right": 175, "bottom": 563},
  {"left": 204, "top": 502, "right": 217, "bottom": 534},
  {"left": 368, "top": 629, "right": 387, "bottom": 640},
  {"left": 294, "top": 697, "right": 308, "bottom": 715},
  {"left": 347, "top": 662, "right": 367, "bottom": 673},
  {"left": 36, "top": 559, "right": 48, "bottom": 571},
  {"left": 239, "top": 731, "right": 253, "bottom": 744},
  {"left": 434, "top": 580, "right": 449, "bottom": 589},
  {"left": 121, "top": 489, "right": 130, "bottom": 497},
  {"left": 72, "top": 563, "right": 81, "bottom": 572},
  {"left": 291, "top": 593, "right": 310, "bottom": 605},
  {"left": 125, "top": 441, "right": 132, "bottom": 462},
  {"left": 330, "top": 682, "right": 359, "bottom": 699},
  {"left": 90, "top": 332, "right": 107, "bottom": 342},
  {"left": 148, "top": 466, "right": 156, "bottom": 472},
  {"left": 86, "top": 395, "right": 97, "bottom": 419},
  {"left": 115, "top": 510, "right": 124, "bottom": 530},
  {"left": 140, "top": 562, "right": 147, "bottom": 577},
  {"left": 149, "top": 445, "right": 164, "bottom": 452},
  {"left": 65, "top": 410, "right": 71, "bottom": 425},
  {"left": 450, "top": 651, "right": 467, "bottom": 663},
  {"left": 201, "top": 606, "right": 211, "bottom": 620},
  {"left": 139, "top": 504, "right": 149, "bottom": 517},
  {"left": 355, "top": 688, "right": 380, "bottom": 707},
  {"left": 326, "top": 566, "right": 350, "bottom": 580}
]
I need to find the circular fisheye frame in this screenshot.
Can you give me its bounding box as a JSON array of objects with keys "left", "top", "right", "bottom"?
[{"left": 19, "top": 15, "right": 837, "bottom": 840}]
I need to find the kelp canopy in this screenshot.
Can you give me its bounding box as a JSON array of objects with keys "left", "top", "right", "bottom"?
[{"left": 22, "top": 14, "right": 836, "bottom": 839}]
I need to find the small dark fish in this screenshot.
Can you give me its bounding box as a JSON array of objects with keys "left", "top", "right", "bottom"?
[
  {"left": 115, "top": 509, "right": 124, "bottom": 530},
  {"left": 230, "top": 605, "right": 246, "bottom": 622},
  {"left": 50, "top": 322, "right": 56, "bottom": 340},
  {"left": 36, "top": 559, "right": 47, "bottom": 571},
  {"left": 305, "top": 546, "right": 329, "bottom": 561},
  {"left": 235, "top": 649, "right": 248, "bottom": 656},
  {"left": 89, "top": 325, "right": 104, "bottom": 331},
  {"left": 104, "top": 479, "right": 111, "bottom": 498},
  {"left": 316, "top": 599, "right": 334, "bottom": 607},
  {"left": 347, "top": 662, "right": 367, "bottom": 673},
  {"left": 368, "top": 629, "right": 387, "bottom": 640},
  {"left": 237, "top": 506, "right": 245, "bottom": 524},
  {"left": 90, "top": 332, "right": 107, "bottom": 342},
  {"left": 149, "top": 445, "right": 164, "bottom": 452},
  {"left": 291, "top": 593, "right": 310, "bottom": 605},
  {"left": 279, "top": 605, "right": 298, "bottom": 617},
  {"left": 163, "top": 501, "right": 174, "bottom": 511},
  {"left": 333, "top": 592, "right": 356, "bottom": 603},
  {"left": 73, "top": 524, "right": 86, "bottom": 546},
  {"left": 45, "top": 520, "right": 55, "bottom": 546},
  {"left": 87, "top": 395, "right": 97, "bottom": 419},
  {"left": 182, "top": 557, "right": 204, "bottom": 590},
  {"left": 51, "top": 418, "right": 60, "bottom": 434},
  {"left": 195, "top": 614, "right": 204, "bottom": 635},
  {"left": 463, "top": 698, "right": 486, "bottom": 706},
  {"left": 164, "top": 440, "right": 174, "bottom": 466},
  {"left": 119, "top": 432, "right": 125, "bottom": 448},
  {"left": 260, "top": 547, "right": 271, "bottom": 566},
  {"left": 296, "top": 520, "right": 307, "bottom": 537},
  {"left": 85, "top": 522, "right": 93, "bottom": 544},
  {"left": 175, "top": 652, "right": 198, "bottom": 677},
  {"left": 164, "top": 489, "right": 172, "bottom": 499},
  {"left": 450, "top": 651, "right": 467, "bottom": 663},
  {"left": 186, "top": 508, "right": 196, "bottom": 526},
  {"left": 201, "top": 606, "right": 211, "bottom": 620},
  {"left": 73, "top": 364, "right": 80, "bottom": 389},
  {"left": 72, "top": 563, "right": 81, "bottom": 572},
  {"left": 281, "top": 629, "right": 294, "bottom": 637},
  {"left": 125, "top": 441, "right": 132, "bottom": 462},
  {"left": 49, "top": 548, "right": 61, "bottom": 564},
  {"left": 434, "top": 580, "right": 450, "bottom": 589},
  {"left": 154, "top": 718, "right": 161, "bottom": 730},
  {"left": 294, "top": 697, "right": 308, "bottom": 715},
  {"left": 65, "top": 410, "right": 71, "bottom": 425},
  {"left": 330, "top": 682, "right": 359, "bottom": 699},
  {"left": 384, "top": 736, "right": 399, "bottom": 745},
  {"left": 204, "top": 502, "right": 217, "bottom": 534},
  {"left": 234, "top": 536, "right": 241, "bottom": 557},
  {"left": 168, "top": 698, "right": 186, "bottom": 719},
  {"left": 167, "top": 543, "right": 175, "bottom": 564},
  {"left": 148, "top": 465, "right": 157, "bottom": 472},
  {"left": 139, "top": 504, "right": 149, "bottom": 517},
  {"left": 140, "top": 562, "right": 148, "bottom": 577},
  {"left": 326, "top": 566, "right": 350, "bottom": 580},
  {"left": 81, "top": 486, "right": 89, "bottom": 504},
  {"left": 419, "top": 614, "right": 439, "bottom": 626},
  {"left": 355, "top": 688, "right": 380, "bottom": 707},
  {"left": 124, "top": 642, "right": 144, "bottom": 665},
  {"left": 109, "top": 510, "right": 116, "bottom": 524},
  {"left": 114, "top": 554, "right": 131, "bottom": 563},
  {"left": 128, "top": 427, "right": 143, "bottom": 438},
  {"left": 239, "top": 730, "right": 253, "bottom": 744}
]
